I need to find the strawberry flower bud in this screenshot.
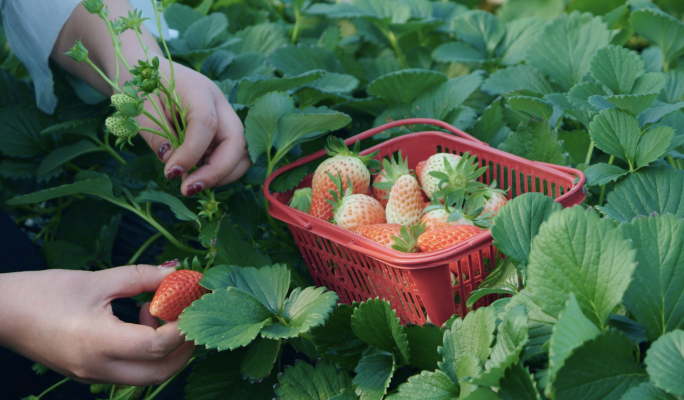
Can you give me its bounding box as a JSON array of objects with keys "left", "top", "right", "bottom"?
[
  {"left": 82, "top": 0, "right": 104, "bottom": 14},
  {"left": 65, "top": 40, "right": 88, "bottom": 63}
]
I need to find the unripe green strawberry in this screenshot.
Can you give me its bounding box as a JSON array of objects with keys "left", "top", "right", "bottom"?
[
  {"left": 105, "top": 115, "right": 137, "bottom": 138},
  {"left": 110, "top": 93, "right": 137, "bottom": 113}
]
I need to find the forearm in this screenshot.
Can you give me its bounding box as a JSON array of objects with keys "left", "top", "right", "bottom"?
[{"left": 50, "top": 0, "right": 164, "bottom": 95}]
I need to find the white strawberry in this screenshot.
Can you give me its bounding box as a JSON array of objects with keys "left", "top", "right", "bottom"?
[{"left": 374, "top": 153, "right": 423, "bottom": 227}]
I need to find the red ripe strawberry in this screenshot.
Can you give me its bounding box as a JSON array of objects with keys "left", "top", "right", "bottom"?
[
  {"left": 374, "top": 153, "right": 423, "bottom": 227},
  {"left": 417, "top": 225, "right": 485, "bottom": 253},
  {"left": 150, "top": 270, "right": 209, "bottom": 321},
  {"left": 421, "top": 208, "right": 474, "bottom": 231},
  {"left": 353, "top": 223, "right": 425, "bottom": 252},
  {"left": 372, "top": 171, "right": 389, "bottom": 208},
  {"left": 327, "top": 172, "right": 386, "bottom": 231},
  {"left": 310, "top": 137, "right": 380, "bottom": 221}
]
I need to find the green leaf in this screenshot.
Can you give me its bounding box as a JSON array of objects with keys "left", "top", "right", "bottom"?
[
  {"left": 330, "top": 388, "right": 360, "bottom": 400},
  {"left": 182, "top": 13, "right": 230, "bottom": 52},
  {"left": 236, "top": 71, "right": 325, "bottom": 106},
  {"left": 622, "top": 382, "right": 679, "bottom": 400},
  {"left": 270, "top": 165, "right": 309, "bottom": 193},
  {"left": 135, "top": 190, "right": 199, "bottom": 225},
  {"left": 230, "top": 22, "right": 289, "bottom": 55},
  {"left": 438, "top": 307, "right": 496, "bottom": 383},
  {"left": 646, "top": 330, "right": 684, "bottom": 396},
  {"left": 600, "top": 166, "right": 684, "bottom": 222},
  {"left": 214, "top": 219, "right": 272, "bottom": 268},
  {"left": 527, "top": 207, "right": 637, "bottom": 328},
  {"left": 554, "top": 330, "right": 647, "bottom": 400},
  {"left": 498, "top": 363, "right": 541, "bottom": 400},
  {"left": 179, "top": 288, "right": 272, "bottom": 351},
  {"left": 631, "top": 9, "right": 684, "bottom": 66},
  {"left": 497, "top": 120, "right": 568, "bottom": 165},
  {"left": 619, "top": 214, "right": 684, "bottom": 342},
  {"left": 0, "top": 159, "right": 38, "bottom": 180},
  {"left": 589, "top": 108, "right": 640, "bottom": 166},
  {"left": 164, "top": 3, "right": 202, "bottom": 35},
  {"left": 40, "top": 118, "right": 100, "bottom": 139},
  {"left": 240, "top": 337, "right": 280, "bottom": 381},
  {"left": 43, "top": 240, "right": 94, "bottom": 270},
  {"left": 313, "top": 304, "right": 368, "bottom": 369},
  {"left": 412, "top": 73, "right": 484, "bottom": 121},
  {"left": 275, "top": 109, "right": 351, "bottom": 152},
  {"left": 36, "top": 140, "right": 98, "bottom": 181},
  {"left": 405, "top": 324, "right": 443, "bottom": 371},
  {"left": 466, "top": 259, "right": 519, "bottom": 309},
  {"left": 636, "top": 126, "right": 674, "bottom": 168},
  {"left": 608, "top": 314, "right": 648, "bottom": 344},
  {"left": 222, "top": 52, "right": 271, "bottom": 80},
  {"left": 504, "top": 289, "right": 557, "bottom": 360},
  {"left": 185, "top": 349, "right": 276, "bottom": 400},
  {"left": 268, "top": 44, "right": 345, "bottom": 76},
  {"left": 431, "top": 42, "right": 487, "bottom": 64},
  {"left": 631, "top": 72, "right": 669, "bottom": 95},
  {"left": 201, "top": 265, "right": 289, "bottom": 313},
  {"left": 244, "top": 91, "right": 294, "bottom": 163},
  {"left": 508, "top": 96, "right": 554, "bottom": 120},
  {"left": 482, "top": 65, "right": 557, "bottom": 96},
  {"left": 497, "top": 0, "right": 565, "bottom": 22},
  {"left": 0, "top": 69, "right": 33, "bottom": 107},
  {"left": 386, "top": 370, "right": 459, "bottom": 400},
  {"left": 568, "top": 81, "right": 608, "bottom": 112},
  {"left": 558, "top": 129, "right": 591, "bottom": 164},
  {"left": 452, "top": 10, "right": 505, "bottom": 55},
  {"left": 473, "top": 305, "right": 529, "bottom": 387},
  {"left": 499, "top": 18, "right": 546, "bottom": 66},
  {"left": 639, "top": 102, "right": 684, "bottom": 127},
  {"left": 584, "top": 163, "right": 629, "bottom": 186},
  {"left": 547, "top": 293, "right": 601, "bottom": 396},
  {"left": 7, "top": 172, "right": 127, "bottom": 208},
  {"left": 353, "top": 348, "right": 395, "bottom": 400},
  {"left": 470, "top": 99, "right": 511, "bottom": 148},
  {"left": 0, "top": 106, "right": 55, "bottom": 158},
  {"left": 261, "top": 287, "right": 338, "bottom": 339},
  {"left": 525, "top": 12, "right": 612, "bottom": 91},
  {"left": 663, "top": 70, "right": 684, "bottom": 103},
  {"left": 605, "top": 93, "right": 660, "bottom": 116},
  {"left": 457, "top": 354, "right": 483, "bottom": 398},
  {"left": 306, "top": 73, "right": 360, "bottom": 93},
  {"left": 367, "top": 69, "right": 447, "bottom": 104},
  {"left": 589, "top": 45, "right": 643, "bottom": 95},
  {"left": 275, "top": 359, "right": 353, "bottom": 400},
  {"left": 351, "top": 299, "right": 410, "bottom": 365}
]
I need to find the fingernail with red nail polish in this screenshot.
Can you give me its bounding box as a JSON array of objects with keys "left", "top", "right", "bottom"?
[
  {"left": 186, "top": 182, "right": 205, "bottom": 196},
  {"left": 158, "top": 143, "right": 171, "bottom": 160},
  {"left": 158, "top": 259, "right": 179, "bottom": 269},
  {"left": 166, "top": 166, "right": 183, "bottom": 180}
]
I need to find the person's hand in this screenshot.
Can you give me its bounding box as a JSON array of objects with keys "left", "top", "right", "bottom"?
[
  {"left": 136, "top": 60, "right": 251, "bottom": 196},
  {"left": 0, "top": 263, "right": 195, "bottom": 385}
]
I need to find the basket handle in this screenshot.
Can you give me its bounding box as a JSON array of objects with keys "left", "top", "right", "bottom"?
[
  {"left": 534, "top": 161, "right": 587, "bottom": 207},
  {"left": 350, "top": 118, "right": 485, "bottom": 146}
]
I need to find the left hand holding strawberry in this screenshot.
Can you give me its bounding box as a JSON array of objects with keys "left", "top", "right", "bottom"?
[{"left": 0, "top": 264, "right": 194, "bottom": 385}]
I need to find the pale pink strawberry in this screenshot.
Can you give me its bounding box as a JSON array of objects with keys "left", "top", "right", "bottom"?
[
  {"left": 415, "top": 160, "right": 427, "bottom": 182},
  {"left": 421, "top": 208, "right": 474, "bottom": 231},
  {"left": 374, "top": 153, "right": 423, "bottom": 227},
  {"left": 420, "top": 152, "right": 487, "bottom": 200},
  {"left": 469, "top": 181, "right": 509, "bottom": 217},
  {"left": 419, "top": 153, "right": 462, "bottom": 198},
  {"left": 327, "top": 172, "right": 386, "bottom": 231},
  {"left": 309, "top": 137, "right": 380, "bottom": 221},
  {"left": 372, "top": 171, "right": 389, "bottom": 208}
]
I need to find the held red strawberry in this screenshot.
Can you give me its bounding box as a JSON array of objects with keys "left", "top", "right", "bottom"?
[
  {"left": 374, "top": 153, "right": 423, "bottom": 227},
  {"left": 149, "top": 270, "right": 209, "bottom": 321},
  {"left": 417, "top": 225, "right": 486, "bottom": 253},
  {"left": 309, "top": 137, "right": 380, "bottom": 221},
  {"left": 326, "top": 172, "right": 386, "bottom": 231}
]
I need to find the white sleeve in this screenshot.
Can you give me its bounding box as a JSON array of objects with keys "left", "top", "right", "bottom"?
[{"left": 1, "top": 0, "right": 170, "bottom": 114}]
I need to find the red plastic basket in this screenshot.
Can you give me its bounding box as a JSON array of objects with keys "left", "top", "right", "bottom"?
[{"left": 264, "top": 118, "right": 585, "bottom": 327}]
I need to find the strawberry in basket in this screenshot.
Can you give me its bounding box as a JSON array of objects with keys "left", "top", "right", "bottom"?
[
  {"left": 353, "top": 223, "right": 425, "bottom": 253},
  {"left": 373, "top": 152, "right": 423, "bottom": 227},
  {"left": 468, "top": 181, "right": 509, "bottom": 216},
  {"left": 310, "top": 137, "right": 380, "bottom": 221},
  {"left": 421, "top": 188, "right": 493, "bottom": 231},
  {"left": 326, "top": 172, "right": 386, "bottom": 231},
  {"left": 419, "top": 152, "right": 487, "bottom": 199}
]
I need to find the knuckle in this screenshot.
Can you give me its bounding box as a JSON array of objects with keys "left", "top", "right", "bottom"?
[
  {"left": 144, "top": 336, "right": 172, "bottom": 360},
  {"left": 193, "top": 111, "right": 218, "bottom": 132}
]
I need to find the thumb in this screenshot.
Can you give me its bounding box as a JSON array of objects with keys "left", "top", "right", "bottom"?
[{"left": 93, "top": 261, "right": 180, "bottom": 301}]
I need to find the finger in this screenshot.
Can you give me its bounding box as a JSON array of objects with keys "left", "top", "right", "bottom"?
[
  {"left": 181, "top": 92, "right": 247, "bottom": 195},
  {"left": 139, "top": 302, "right": 161, "bottom": 329},
  {"left": 216, "top": 153, "right": 252, "bottom": 187},
  {"left": 100, "top": 318, "right": 187, "bottom": 362},
  {"left": 163, "top": 90, "right": 217, "bottom": 183},
  {"left": 93, "top": 264, "right": 176, "bottom": 301},
  {"left": 98, "top": 341, "right": 195, "bottom": 386}
]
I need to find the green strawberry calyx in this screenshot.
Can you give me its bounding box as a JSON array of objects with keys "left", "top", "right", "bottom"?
[
  {"left": 326, "top": 136, "right": 381, "bottom": 173},
  {"left": 392, "top": 223, "right": 426, "bottom": 253},
  {"left": 289, "top": 187, "right": 312, "bottom": 213},
  {"left": 325, "top": 171, "right": 354, "bottom": 214},
  {"left": 429, "top": 152, "right": 488, "bottom": 195},
  {"left": 373, "top": 151, "right": 413, "bottom": 195}
]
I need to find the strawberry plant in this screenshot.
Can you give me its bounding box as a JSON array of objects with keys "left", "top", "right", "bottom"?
[{"left": 2, "top": 0, "right": 684, "bottom": 399}]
